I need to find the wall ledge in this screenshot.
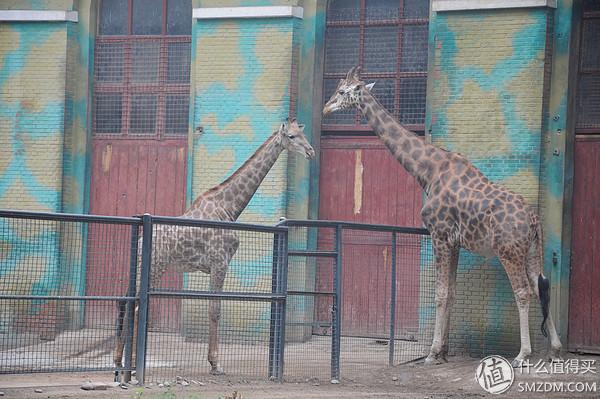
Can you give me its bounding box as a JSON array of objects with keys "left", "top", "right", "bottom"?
[
  {"left": 432, "top": 0, "right": 557, "bottom": 12},
  {"left": 0, "top": 10, "right": 78, "bottom": 22},
  {"left": 193, "top": 6, "right": 303, "bottom": 20}
]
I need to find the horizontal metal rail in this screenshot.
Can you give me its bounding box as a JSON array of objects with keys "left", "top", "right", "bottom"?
[
  {"left": 151, "top": 215, "right": 287, "bottom": 233},
  {"left": 278, "top": 218, "right": 429, "bottom": 235},
  {"left": 0, "top": 294, "right": 136, "bottom": 301},
  {"left": 0, "top": 209, "right": 141, "bottom": 224},
  {"left": 287, "top": 290, "right": 334, "bottom": 296},
  {"left": 288, "top": 250, "right": 337, "bottom": 257},
  {"left": 148, "top": 289, "right": 286, "bottom": 301}
]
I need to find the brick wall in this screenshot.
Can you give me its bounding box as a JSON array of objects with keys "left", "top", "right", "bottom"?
[{"left": 427, "top": 8, "right": 553, "bottom": 357}]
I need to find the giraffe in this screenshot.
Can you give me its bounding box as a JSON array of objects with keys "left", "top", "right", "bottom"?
[
  {"left": 114, "top": 118, "right": 315, "bottom": 377},
  {"left": 322, "top": 67, "right": 562, "bottom": 367}
]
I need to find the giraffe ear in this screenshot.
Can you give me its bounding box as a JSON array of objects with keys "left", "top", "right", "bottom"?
[
  {"left": 298, "top": 124, "right": 305, "bottom": 131},
  {"left": 365, "top": 82, "right": 375, "bottom": 91}
]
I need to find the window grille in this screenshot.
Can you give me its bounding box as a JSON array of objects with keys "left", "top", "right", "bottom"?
[
  {"left": 576, "top": 1, "right": 600, "bottom": 133},
  {"left": 322, "top": 0, "right": 430, "bottom": 134},
  {"left": 93, "top": 0, "right": 192, "bottom": 139}
]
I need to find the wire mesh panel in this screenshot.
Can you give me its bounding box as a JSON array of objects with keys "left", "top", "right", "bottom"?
[
  {"left": 337, "top": 228, "right": 435, "bottom": 378},
  {"left": 284, "top": 225, "right": 335, "bottom": 381},
  {"left": 0, "top": 211, "right": 139, "bottom": 374},
  {"left": 141, "top": 217, "right": 287, "bottom": 383}
]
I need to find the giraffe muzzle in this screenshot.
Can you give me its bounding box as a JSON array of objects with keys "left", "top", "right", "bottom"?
[{"left": 322, "top": 102, "right": 336, "bottom": 116}]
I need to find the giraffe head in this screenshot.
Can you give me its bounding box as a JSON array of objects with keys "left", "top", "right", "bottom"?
[
  {"left": 278, "top": 118, "right": 315, "bottom": 159},
  {"left": 323, "top": 66, "right": 375, "bottom": 116}
]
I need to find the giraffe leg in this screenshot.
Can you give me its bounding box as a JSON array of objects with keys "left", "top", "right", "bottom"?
[
  {"left": 425, "top": 241, "right": 458, "bottom": 366},
  {"left": 208, "top": 267, "right": 225, "bottom": 375},
  {"left": 440, "top": 247, "right": 459, "bottom": 362},
  {"left": 526, "top": 270, "right": 562, "bottom": 361},
  {"left": 500, "top": 255, "right": 532, "bottom": 367}
]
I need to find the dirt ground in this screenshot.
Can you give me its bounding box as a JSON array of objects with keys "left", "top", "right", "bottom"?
[{"left": 1, "top": 353, "right": 598, "bottom": 399}]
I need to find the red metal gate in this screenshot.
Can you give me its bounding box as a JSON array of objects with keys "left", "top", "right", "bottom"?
[{"left": 317, "top": 136, "right": 422, "bottom": 336}]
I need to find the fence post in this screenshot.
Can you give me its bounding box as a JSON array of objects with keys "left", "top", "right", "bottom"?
[
  {"left": 389, "top": 231, "right": 397, "bottom": 366},
  {"left": 122, "top": 224, "right": 140, "bottom": 382},
  {"left": 268, "top": 229, "right": 288, "bottom": 381},
  {"left": 277, "top": 229, "right": 289, "bottom": 381},
  {"left": 331, "top": 224, "right": 342, "bottom": 382},
  {"left": 135, "top": 213, "right": 153, "bottom": 384},
  {"left": 268, "top": 232, "right": 280, "bottom": 379}
]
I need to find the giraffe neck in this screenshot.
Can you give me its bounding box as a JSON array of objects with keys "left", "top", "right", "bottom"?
[
  {"left": 358, "top": 89, "right": 443, "bottom": 191},
  {"left": 191, "top": 131, "right": 284, "bottom": 221}
]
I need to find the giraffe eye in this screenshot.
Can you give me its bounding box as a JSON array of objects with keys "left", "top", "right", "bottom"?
[
  {"left": 287, "top": 134, "right": 295, "bottom": 139},
  {"left": 337, "top": 90, "right": 344, "bottom": 95}
]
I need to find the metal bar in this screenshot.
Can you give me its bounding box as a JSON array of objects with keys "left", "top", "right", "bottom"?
[
  {"left": 331, "top": 224, "right": 342, "bottom": 382},
  {"left": 148, "top": 290, "right": 286, "bottom": 301},
  {"left": 122, "top": 224, "right": 140, "bottom": 382},
  {"left": 287, "top": 250, "right": 337, "bottom": 257},
  {"left": 389, "top": 231, "right": 397, "bottom": 366},
  {"left": 277, "top": 230, "right": 289, "bottom": 382},
  {"left": 150, "top": 215, "right": 288, "bottom": 233},
  {"left": 278, "top": 219, "right": 429, "bottom": 235},
  {"left": 135, "top": 214, "right": 153, "bottom": 384},
  {"left": 0, "top": 210, "right": 141, "bottom": 224},
  {"left": 1, "top": 366, "right": 130, "bottom": 375},
  {"left": 268, "top": 232, "right": 281, "bottom": 379},
  {"left": 0, "top": 295, "right": 136, "bottom": 301},
  {"left": 287, "top": 290, "right": 334, "bottom": 296}
]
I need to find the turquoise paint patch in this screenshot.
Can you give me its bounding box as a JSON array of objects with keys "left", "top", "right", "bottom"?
[{"left": 194, "top": 18, "right": 294, "bottom": 218}]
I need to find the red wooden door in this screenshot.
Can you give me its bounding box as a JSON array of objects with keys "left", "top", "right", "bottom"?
[
  {"left": 317, "top": 136, "right": 422, "bottom": 337},
  {"left": 86, "top": 139, "right": 187, "bottom": 328},
  {"left": 569, "top": 138, "right": 600, "bottom": 352}
]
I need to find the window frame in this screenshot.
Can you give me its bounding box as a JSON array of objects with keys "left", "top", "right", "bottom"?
[
  {"left": 575, "top": 4, "right": 600, "bottom": 135},
  {"left": 93, "top": 0, "right": 191, "bottom": 139},
  {"left": 322, "top": 0, "right": 429, "bottom": 135}
]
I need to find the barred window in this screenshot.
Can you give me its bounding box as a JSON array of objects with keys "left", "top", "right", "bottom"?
[
  {"left": 576, "top": 1, "right": 600, "bottom": 133},
  {"left": 322, "top": 0, "right": 429, "bottom": 133},
  {"left": 93, "top": 0, "right": 191, "bottom": 138}
]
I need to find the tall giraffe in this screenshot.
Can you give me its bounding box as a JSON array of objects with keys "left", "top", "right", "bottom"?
[
  {"left": 115, "top": 118, "right": 315, "bottom": 376},
  {"left": 323, "top": 67, "right": 561, "bottom": 367}
]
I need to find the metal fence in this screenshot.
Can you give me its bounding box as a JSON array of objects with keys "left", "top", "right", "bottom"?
[
  {"left": 279, "top": 220, "right": 436, "bottom": 382},
  {"left": 0, "top": 211, "right": 435, "bottom": 384}
]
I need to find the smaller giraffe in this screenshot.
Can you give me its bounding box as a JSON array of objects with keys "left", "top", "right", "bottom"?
[
  {"left": 323, "top": 67, "right": 562, "bottom": 367},
  {"left": 114, "top": 118, "right": 314, "bottom": 377}
]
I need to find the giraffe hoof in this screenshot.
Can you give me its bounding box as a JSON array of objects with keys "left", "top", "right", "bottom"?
[
  {"left": 424, "top": 355, "right": 443, "bottom": 366},
  {"left": 210, "top": 365, "right": 225, "bottom": 375},
  {"left": 548, "top": 353, "right": 563, "bottom": 363}
]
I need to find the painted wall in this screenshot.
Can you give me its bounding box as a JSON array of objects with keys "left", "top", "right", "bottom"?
[
  {"left": 0, "top": 0, "right": 95, "bottom": 332},
  {"left": 426, "top": 4, "right": 566, "bottom": 357}
]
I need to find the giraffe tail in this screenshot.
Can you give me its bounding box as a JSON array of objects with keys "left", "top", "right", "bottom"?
[
  {"left": 538, "top": 274, "right": 550, "bottom": 338},
  {"left": 535, "top": 220, "right": 550, "bottom": 338}
]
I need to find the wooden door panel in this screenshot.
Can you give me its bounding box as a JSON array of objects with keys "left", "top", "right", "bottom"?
[
  {"left": 87, "top": 139, "right": 187, "bottom": 329},
  {"left": 317, "top": 136, "right": 422, "bottom": 336},
  {"left": 570, "top": 138, "right": 600, "bottom": 351}
]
